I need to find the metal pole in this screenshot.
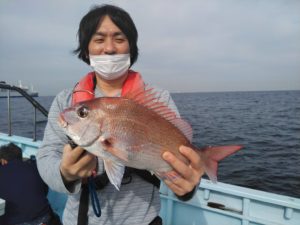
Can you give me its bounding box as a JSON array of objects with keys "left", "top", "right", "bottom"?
[
  {"left": 7, "top": 90, "right": 12, "bottom": 136},
  {"left": 33, "top": 107, "right": 37, "bottom": 141}
]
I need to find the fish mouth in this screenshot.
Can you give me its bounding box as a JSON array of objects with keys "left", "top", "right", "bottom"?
[
  {"left": 58, "top": 112, "right": 100, "bottom": 148},
  {"left": 58, "top": 113, "right": 68, "bottom": 128}
]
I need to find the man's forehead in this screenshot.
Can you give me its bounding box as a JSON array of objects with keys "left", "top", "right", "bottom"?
[{"left": 93, "top": 31, "right": 125, "bottom": 37}]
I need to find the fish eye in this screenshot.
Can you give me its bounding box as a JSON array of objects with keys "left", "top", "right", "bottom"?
[{"left": 77, "top": 106, "right": 89, "bottom": 118}]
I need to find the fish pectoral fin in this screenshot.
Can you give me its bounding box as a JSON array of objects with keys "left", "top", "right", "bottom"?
[
  {"left": 109, "top": 147, "right": 129, "bottom": 162},
  {"left": 103, "top": 159, "right": 125, "bottom": 190},
  {"left": 99, "top": 135, "right": 129, "bottom": 162}
]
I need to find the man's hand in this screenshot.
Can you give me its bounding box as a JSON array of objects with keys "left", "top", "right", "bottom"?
[
  {"left": 0, "top": 158, "right": 8, "bottom": 166},
  {"left": 162, "top": 145, "right": 204, "bottom": 196},
  {"left": 60, "top": 144, "right": 97, "bottom": 184}
]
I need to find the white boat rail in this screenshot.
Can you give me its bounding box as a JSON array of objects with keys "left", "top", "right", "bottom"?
[{"left": 0, "top": 198, "right": 4, "bottom": 216}]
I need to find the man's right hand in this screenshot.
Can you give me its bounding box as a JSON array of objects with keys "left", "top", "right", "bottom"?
[
  {"left": 59, "top": 144, "right": 97, "bottom": 184},
  {"left": 0, "top": 158, "right": 8, "bottom": 165}
]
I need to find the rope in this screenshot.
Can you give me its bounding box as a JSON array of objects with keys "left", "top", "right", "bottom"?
[{"left": 88, "top": 176, "right": 101, "bottom": 217}]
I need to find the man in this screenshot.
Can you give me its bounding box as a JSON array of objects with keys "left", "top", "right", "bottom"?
[
  {"left": 0, "top": 143, "right": 61, "bottom": 225},
  {"left": 37, "top": 4, "right": 203, "bottom": 225}
]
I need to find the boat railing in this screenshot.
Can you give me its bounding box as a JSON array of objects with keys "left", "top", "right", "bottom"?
[{"left": 0, "top": 82, "right": 48, "bottom": 141}]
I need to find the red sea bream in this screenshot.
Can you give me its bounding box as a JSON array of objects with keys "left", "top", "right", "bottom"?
[{"left": 59, "top": 87, "right": 242, "bottom": 190}]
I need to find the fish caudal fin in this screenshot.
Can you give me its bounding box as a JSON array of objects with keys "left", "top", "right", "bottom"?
[
  {"left": 103, "top": 159, "right": 125, "bottom": 190},
  {"left": 199, "top": 145, "right": 242, "bottom": 183}
]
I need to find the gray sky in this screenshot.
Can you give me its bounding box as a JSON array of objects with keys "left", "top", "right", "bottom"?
[{"left": 1, "top": 0, "right": 299, "bottom": 96}]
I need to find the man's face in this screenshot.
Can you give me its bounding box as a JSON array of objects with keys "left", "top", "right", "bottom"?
[{"left": 88, "top": 15, "right": 130, "bottom": 56}]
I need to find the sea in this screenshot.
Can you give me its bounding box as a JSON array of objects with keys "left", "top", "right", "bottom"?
[{"left": 0, "top": 90, "right": 299, "bottom": 198}]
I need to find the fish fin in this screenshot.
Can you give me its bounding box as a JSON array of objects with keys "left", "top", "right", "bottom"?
[
  {"left": 154, "top": 172, "right": 163, "bottom": 179},
  {"left": 103, "top": 159, "right": 125, "bottom": 190},
  {"left": 156, "top": 171, "right": 182, "bottom": 181},
  {"left": 99, "top": 135, "right": 129, "bottom": 162},
  {"left": 168, "top": 118, "right": 193, "bottom": 142},
  {"left": 123, "top": 86, "right": 193, "bottom": 142},
  {"left": 198, "top": 145, "right": 243, "bottom": 183},
  {"left": 107, "top": 147, "right": 129, "bottom": 162}
]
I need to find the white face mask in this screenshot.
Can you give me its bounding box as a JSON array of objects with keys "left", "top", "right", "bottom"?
[{"left": 89, "top": 54, "right": 130, "bottom": 80}]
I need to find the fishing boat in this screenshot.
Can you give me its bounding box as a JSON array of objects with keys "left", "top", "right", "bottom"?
[
  {"left": 0, "top": 81, "right": 38, "bottom": 98},
  {"left": 0, "top": 86, "right": 299, "bottom": 225}
]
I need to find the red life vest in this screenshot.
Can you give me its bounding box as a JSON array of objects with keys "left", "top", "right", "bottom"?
[{"left": 71, "top": 70, "right": 144, "bottom": 106}]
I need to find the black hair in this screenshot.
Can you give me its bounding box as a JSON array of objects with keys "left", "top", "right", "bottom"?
[
  {"left": 73, "top": 4, "right": 138, "bottom": 66},
  {"left": 0, "top": 143, "right": 22, "bottom": 161}
]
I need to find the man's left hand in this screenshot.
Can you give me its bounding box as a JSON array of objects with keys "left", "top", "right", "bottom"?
[{"left": 162, "top": 145, "right": 204, "bottom": 196}]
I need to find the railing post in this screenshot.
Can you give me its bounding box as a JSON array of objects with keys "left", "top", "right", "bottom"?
[
  {"left": 0, "top": 82, "right": 48, "bottom": 141},
  {"left": 7, "top": 90, "right": 12, "bottom": 136},
  {"left": 33, "top": 107, "right": 37, "bottom": 141}
]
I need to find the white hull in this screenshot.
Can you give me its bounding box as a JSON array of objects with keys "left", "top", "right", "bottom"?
[
  {"left": 0, "top": 80, "right": 39, "bottom": 98},
  {"left": 0, "top": 90, "right": 38, "bottom": 98}
]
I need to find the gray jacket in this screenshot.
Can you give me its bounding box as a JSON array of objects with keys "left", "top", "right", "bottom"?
[{"left": 36, "top": 84, "right": 179, "bottom": 225}]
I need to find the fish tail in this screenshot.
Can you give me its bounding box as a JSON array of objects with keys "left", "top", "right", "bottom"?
[{"left": 197, "top": 145, "right": 242, "bottom": 183}]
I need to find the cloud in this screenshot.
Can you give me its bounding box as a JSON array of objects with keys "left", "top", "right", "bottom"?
[{"left": 0, "top": 0, "right": 299, "bottom": 95}]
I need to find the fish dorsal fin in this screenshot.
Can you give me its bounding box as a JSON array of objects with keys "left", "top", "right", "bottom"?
[
  {"left": 123, "top": 86, "right": 193, "bottom": 142},
  {"left": 168, "top": 117, "right": 193, "bottom": 142}
]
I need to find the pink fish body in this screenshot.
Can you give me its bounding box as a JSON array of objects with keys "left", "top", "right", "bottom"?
[{"left": 59, "top": 87, "right": 242, "bottom": 190}]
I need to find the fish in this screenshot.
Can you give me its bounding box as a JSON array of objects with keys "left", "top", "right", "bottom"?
[{"left": 59, "top": 87, "right": 242, "bottom": 190}]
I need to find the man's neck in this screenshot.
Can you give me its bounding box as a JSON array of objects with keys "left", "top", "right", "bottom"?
[{"left": 95, "top": 72, "right": 128, "bottom": 97}]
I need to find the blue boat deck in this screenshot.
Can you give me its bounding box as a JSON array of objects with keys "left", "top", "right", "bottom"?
[{"left": 1, "top": 133, "right": 300, "bottom": 225}]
